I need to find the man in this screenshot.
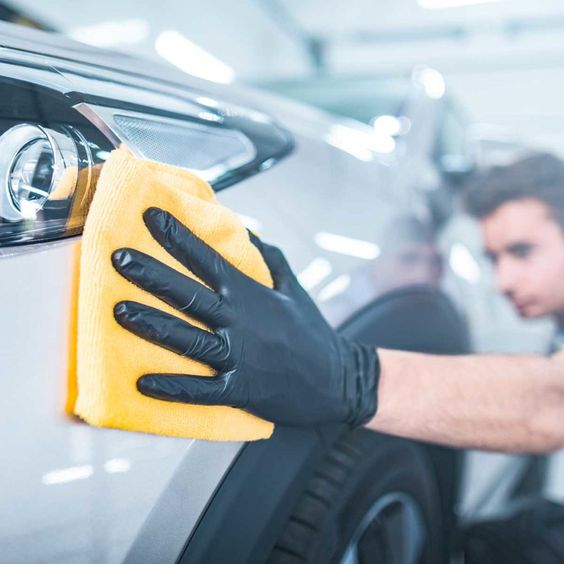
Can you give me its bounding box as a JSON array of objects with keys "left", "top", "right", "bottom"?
[
  {"left": 109, "top": 154, "right": 564, "bottom": 455},
  {"left": 460, "top": 152, "right": 564, "bottom": 561},
  {"left": 465, "top": 153, "right": 564, "bottom": 336}
]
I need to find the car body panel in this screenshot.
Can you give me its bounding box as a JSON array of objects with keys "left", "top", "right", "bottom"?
[{"left": 0, "top": 239, "right": 243, "bottom": 563}]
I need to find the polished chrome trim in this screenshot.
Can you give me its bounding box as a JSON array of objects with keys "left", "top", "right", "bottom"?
[
  {"left": 0, "top": 234, "right": 80, "bottom": 258},
  {"left": 73, "top": 103, "right": 124, "bottom": 150}
]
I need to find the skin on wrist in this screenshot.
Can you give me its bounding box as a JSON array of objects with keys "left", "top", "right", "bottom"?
[{"left": 366, "top": 348, "right": 564, "bottom": 454}]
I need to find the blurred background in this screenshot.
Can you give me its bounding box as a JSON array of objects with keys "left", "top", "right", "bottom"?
[{"left": 4, "top": 0, "right": 564, "bottom": 155}]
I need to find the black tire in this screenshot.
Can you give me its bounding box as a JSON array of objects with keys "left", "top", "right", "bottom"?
[{"left": 268, "top": 428, "right": 444, "bottom": 564}]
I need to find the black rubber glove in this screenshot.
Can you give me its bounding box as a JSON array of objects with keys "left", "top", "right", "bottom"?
[{"left": 111, "top": 206, "right": 380, "bottom": 427}]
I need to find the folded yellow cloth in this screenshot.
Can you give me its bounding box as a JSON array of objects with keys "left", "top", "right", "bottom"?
[{"left": 67, "top": 147, "right": 274, "bottom": 441}]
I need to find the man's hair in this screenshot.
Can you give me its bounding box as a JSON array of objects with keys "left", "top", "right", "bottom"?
[{"left": 463, "top": 152, "right": 564, "bottom": 229}]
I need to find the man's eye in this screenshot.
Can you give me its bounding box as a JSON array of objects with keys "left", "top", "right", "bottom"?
[
  {"left": 485, "top": 251, "right": 497, "bottom": 264},
  {"left": 510, "top": 244, "right": 533, "bottom": 259}
]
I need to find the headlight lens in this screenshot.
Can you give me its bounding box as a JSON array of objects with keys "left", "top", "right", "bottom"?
[
  {"left": 10, "top": 137, "right": 57, "bottom": 214},
  {"left": 0, "top": 80, "right": 112, "bottom": 248},
  {"left": 1, "top": 124, "right": 84, "bottom": 220}
]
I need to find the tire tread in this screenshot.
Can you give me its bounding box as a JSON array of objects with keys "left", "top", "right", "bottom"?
[
  {"left": 268, "top": 428, "right": 443, "bottom": 564},
  {"left": 268, "top": 429, "right": 366, "bottom": 563}
]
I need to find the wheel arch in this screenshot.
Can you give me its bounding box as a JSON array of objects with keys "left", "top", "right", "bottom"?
[{"left": 178, "top": 285, "right": 470, "bottom": 564}]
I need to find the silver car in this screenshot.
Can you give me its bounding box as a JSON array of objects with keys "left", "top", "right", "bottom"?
[{"left": 1, "top": 21, "right": 556, "bottom": 564}]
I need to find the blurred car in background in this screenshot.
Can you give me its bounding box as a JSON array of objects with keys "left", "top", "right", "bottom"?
[
  {"left": 261, "top": 70, "right": 535, "bottom": 224},
  {"left": 262, "top": 70, "right": 473, "bottom": 219},
  {"left": 0, "top": 16, "right": 558, "bottom": 564}
]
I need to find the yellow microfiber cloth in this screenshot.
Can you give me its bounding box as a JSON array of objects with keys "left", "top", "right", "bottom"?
[{"left": 67, "top": 147, "right": 275, "bottom": 441}]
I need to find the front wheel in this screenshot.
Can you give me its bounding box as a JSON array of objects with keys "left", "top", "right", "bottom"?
[{"left": 268, "top": 428, "right": 445, "bottom": 564}]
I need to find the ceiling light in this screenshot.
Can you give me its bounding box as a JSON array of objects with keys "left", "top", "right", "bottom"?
[
  {"left": 318, "top": 275, "right": 351, "bottom": 303},
  {"left": 104, "top": 458, "right": 131, "bottom": 474},
  {"left": 298, "top": 257, "right": 332, "bottom": 290},
  {"left": 42, "top": 465, "right": 94, "bottom": 485},
  {"left": 315, "top": 232, "right": 381, "bottom": 260},
  {"left": 449, "top": 243, "right": 481, "bottom": 283},
  {"left": 68, "top": 19, "right": 149, "bottom": 48},
  {"left": 155, "top": 30, "right": 235, "bottom": 84},
  {"left": 372, "top": 115, "right": 402, "bottom": 136},
  {"left": 419, "top": 0, "right": 508, "bottom": 9},
  {"left": 325, "top": 124, "right": 395, "bottom": 161},
  {"left": 412, "top": 67, "right": 446, "bottom": 99}
]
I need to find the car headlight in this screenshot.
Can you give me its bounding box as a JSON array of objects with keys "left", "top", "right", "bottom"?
[
  {"left": 0, "top": 123, "right": 91, "bottom": 221},
  {"left": 0, "top": 50, "right": 293, "bottom": 250}
]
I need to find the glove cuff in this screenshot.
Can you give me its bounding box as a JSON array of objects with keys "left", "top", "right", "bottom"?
[{"left": 341, "top": 341, "right": 380, "bottom": 427}]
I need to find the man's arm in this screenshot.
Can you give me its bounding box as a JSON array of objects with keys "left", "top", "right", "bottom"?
[
  {"left": 111, "top": 208, "right": 564, "bottom": 454},
  {"left": 370, "top": 349, "right": 564, "bottom": 453}
]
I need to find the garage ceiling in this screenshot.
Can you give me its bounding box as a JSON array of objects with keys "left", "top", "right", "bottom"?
[{"left": 9, "top": 0, "right": 564, "bottom": 79}]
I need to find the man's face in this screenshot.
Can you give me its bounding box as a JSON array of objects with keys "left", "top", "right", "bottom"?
[{"left": 482, "top": 198, "right": 564, "bottom": 318}]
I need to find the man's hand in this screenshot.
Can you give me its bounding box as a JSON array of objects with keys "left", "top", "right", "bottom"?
[{"left": 111, "top": 206, "right": 380, "bottom": 427}]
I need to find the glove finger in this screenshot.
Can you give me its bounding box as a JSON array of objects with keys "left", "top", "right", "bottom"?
[
  {"left": 247, "top": 230, "right": 294, "bottom": 293},
  {"left": 112, "top": 248, "right": 230, "bottom": 328},
  {"left": 143, "top": 207, "right": 239, "bottom": 292},
  {"left": 247, "top": 229, "right": 264, "bottom": 253},
  {"left": 114, "top": 300, "right": 229, "bottom": 370},
  {"left": 137, "top": 373, "right": 240, "bottom": 407}
]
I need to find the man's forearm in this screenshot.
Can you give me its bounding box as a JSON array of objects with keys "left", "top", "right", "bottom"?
[
  {"left": 368, "top": 349, "right": 564, "bottom": 453},
  {"left": 113, "top": 214, "right": 564, "bottom": 448}
]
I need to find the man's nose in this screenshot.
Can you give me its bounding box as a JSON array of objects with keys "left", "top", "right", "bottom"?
[{"left": 495, "top": 260, "right": 519, "bottom": 294}]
